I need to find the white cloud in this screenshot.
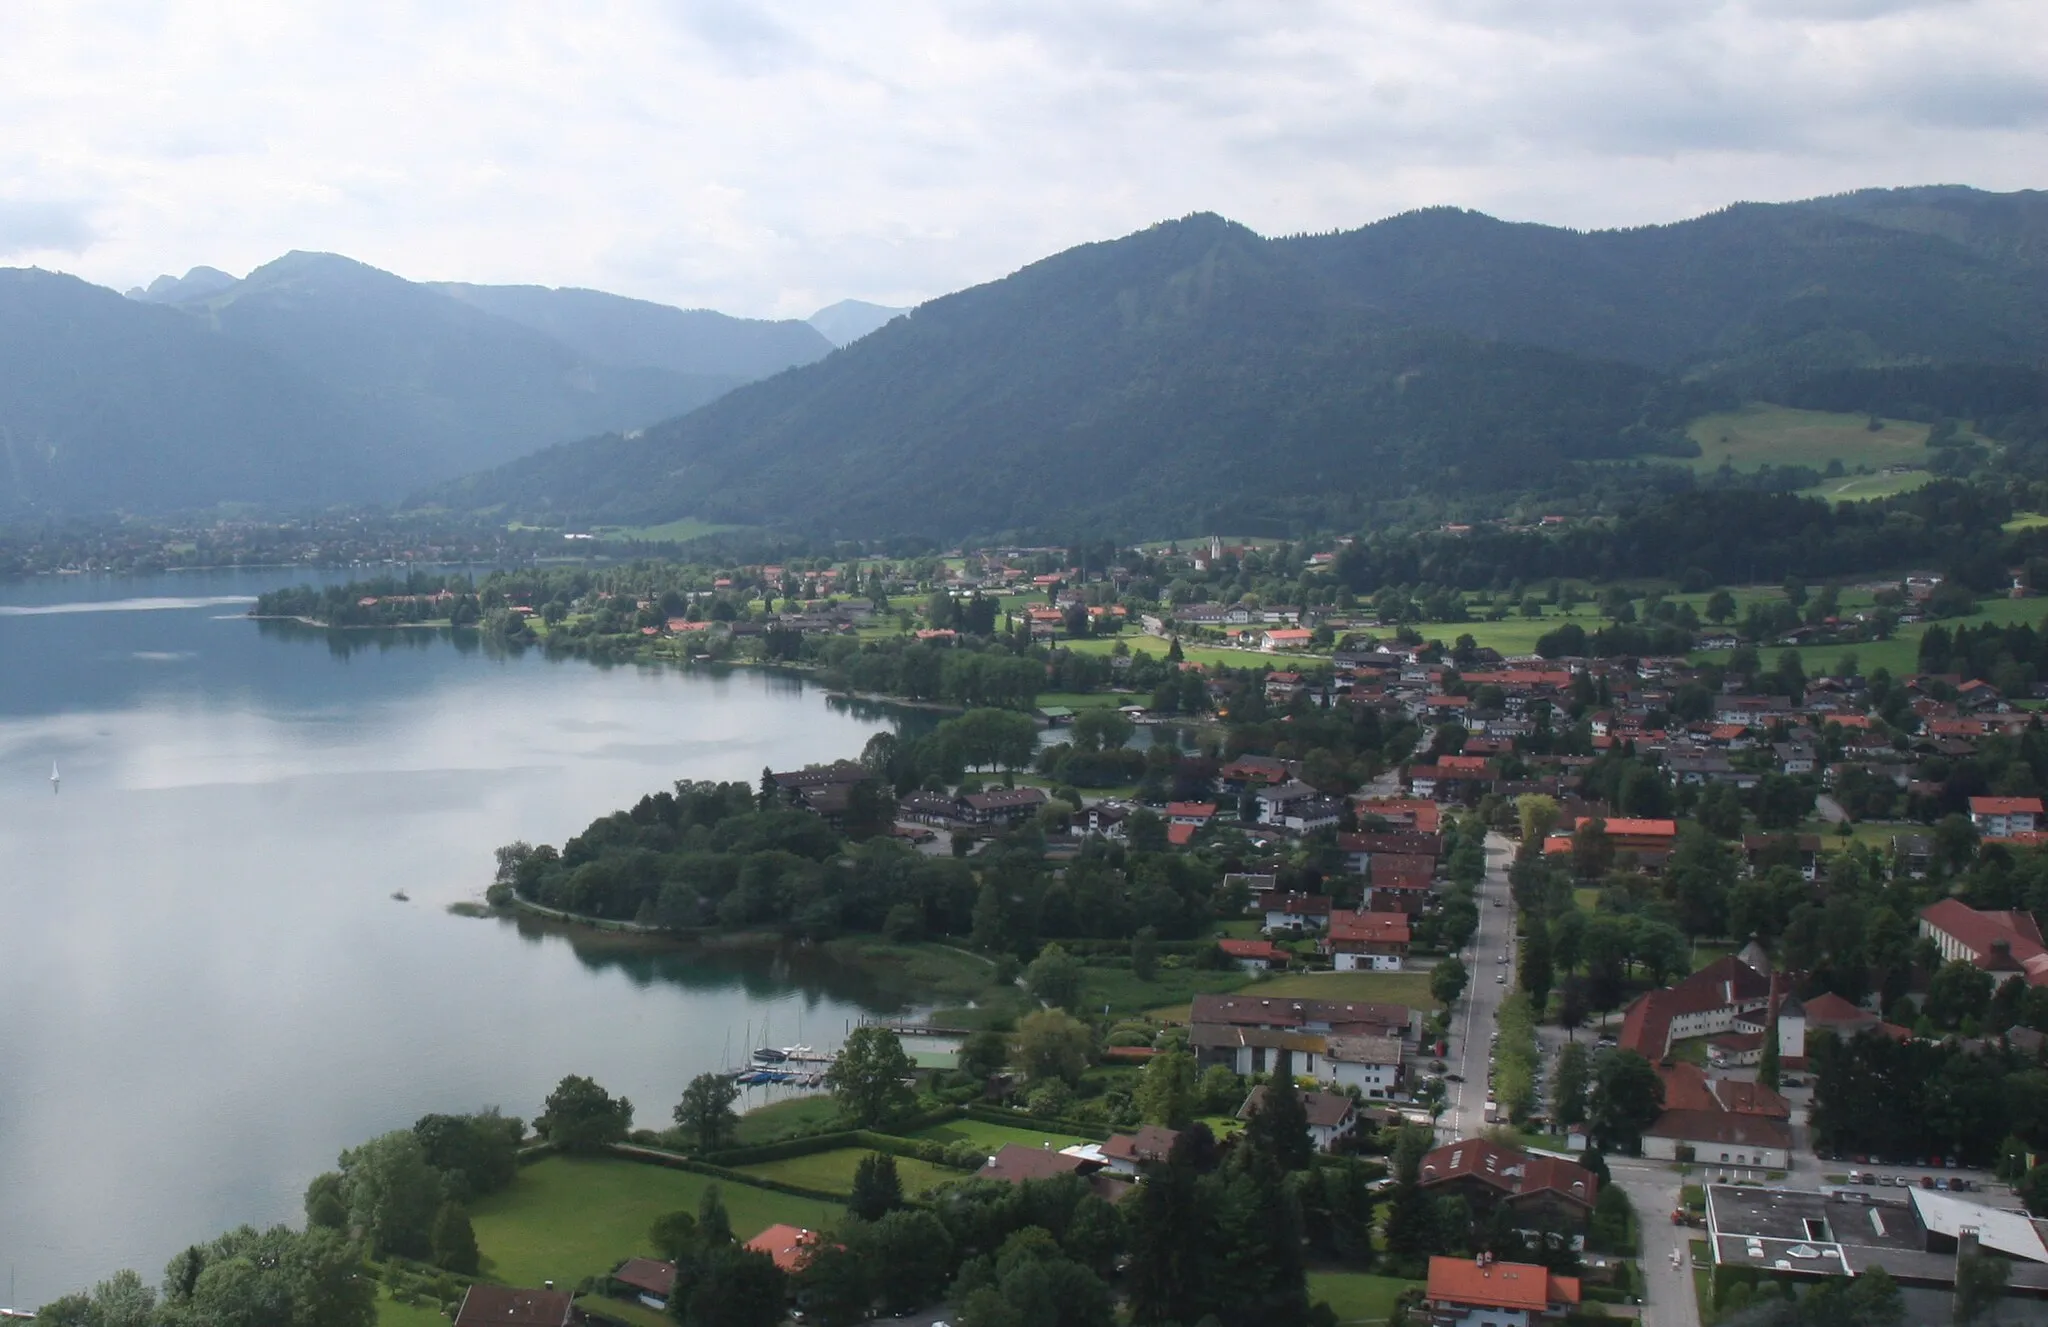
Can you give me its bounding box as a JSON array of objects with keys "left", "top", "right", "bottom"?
[{"left": 0, "top": 0, "right": 2038, "bottom": 316}]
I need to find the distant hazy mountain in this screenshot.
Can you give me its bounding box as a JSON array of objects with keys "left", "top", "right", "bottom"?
[
  {"left": 430, "top": 282, "right": 831, "bottom": 378},
  {"left": 0, "top": 269, "right": 384, "bottom": 510},
  {"left": 3, "top": 254, "right": 837, "bottom": 513},
  {"left": 807, "top": 299, "right": 908, "bottom": 346},
  {"left": 446, "top": 187, "right": 2048, "bottom": 538}
]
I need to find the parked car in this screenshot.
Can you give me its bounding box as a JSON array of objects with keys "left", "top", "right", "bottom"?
[
  {"left": 1446, "top": 1073, "right": 1464, "bottom": 1083},
  {"left": 1921, "top": 1176, "right": 1935, "bottom": 1189}
]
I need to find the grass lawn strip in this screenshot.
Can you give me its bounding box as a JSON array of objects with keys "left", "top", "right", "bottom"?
[
  {"left": 1307, "top": 1271, "right": 1423, "bottom": 1324},
  {"left": 376, "top": 1287, "right": 453, "bottom": 1327},
  {"left": 732, "top": 1147, "right": 962, "bottom": 1197},
  {"left": 468, "top": 1155, "right": 841, "bottom": 1290},
  {"left": 729, "top": 1095, "right": 842, "bottom": 1146},
  {"left": 907, "top": 1119, "right": 1094, "bottom": 1153}
]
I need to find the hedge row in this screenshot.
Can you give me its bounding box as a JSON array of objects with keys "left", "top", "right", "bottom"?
[
  {"left": 960, "top": 1105, "right": 1112, "bottom": 1141},
  {"left": 605, "top": 1144, "right": 850, "bottom": 1204}
]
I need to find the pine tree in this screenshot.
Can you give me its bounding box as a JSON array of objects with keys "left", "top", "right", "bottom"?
[
  {"left": 1758, "top": 1014, "right": 1782, "bottom": 1093},
  {"left": 1243, "top": 1058, "right": 1314, "bottom": 1172},
  {"left": 848, "top": 1152, "right": 903, "bottom": 1222},
  {"left": 431, "top": 1202, "right": 480, "bottom": 1275}
]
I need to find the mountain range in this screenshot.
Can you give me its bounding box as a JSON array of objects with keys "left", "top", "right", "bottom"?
[
  {"left": 3, "top": 185, "right": 2044, "bottom": 528},
  {"left": 444, "top": 186, "right": 2048, "bottom": 539},
  {"left": 0, "top": 255, "right": 849, "bottom": 511}
]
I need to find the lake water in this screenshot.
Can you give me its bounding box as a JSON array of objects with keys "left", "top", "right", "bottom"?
[{"left": 0, "top": 568, "right": 902, "bottom": 1306}]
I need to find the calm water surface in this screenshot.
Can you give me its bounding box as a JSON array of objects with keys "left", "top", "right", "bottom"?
[{"left": 0, "top": 569, "right": 900, "bottom": 1305}]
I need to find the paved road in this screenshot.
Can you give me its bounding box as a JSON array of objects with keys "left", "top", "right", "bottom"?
[
  {"left": 1437, "top": 831, "right": 1519, "bottom": 1138},
  {"left": 1612, "top": 1158, "right": 1699, "bottom": 1327}
]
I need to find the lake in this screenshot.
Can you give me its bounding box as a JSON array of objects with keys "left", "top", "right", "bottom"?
[{"left": 0, "top": 568, "right": 902, "bottom": 1306}]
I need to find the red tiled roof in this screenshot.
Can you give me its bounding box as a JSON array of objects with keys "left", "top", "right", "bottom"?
[
  {"left": 1166, "top": 823, "right": 1197, "bottom": 846},
  {"left": 743, "top": 1225, "right": 823, "bottom": 1274},
  {"left": 453, "top": 1287, "right": 575, "bottom": 1327},
  {"left": 1418, "top": 1139, "right": 1598, "bottom": 1209},
  {"left": 1166, "top": 801, "right": 1218, "bottom": 818},
  {"left": 1328, "top": 910, "right": 1411, "bottom": 945},
  {"left": 1970, "top": 797, "right": 2045, "bottom": 816},
  {"left": 1921, "top": 899, "right": 2048, "bottom": 986},
  {"left": 1576, "top": 816, "right": 1678, "bottom": 838},
  {"left": 977, "top": 1144, "right": 1095, "bottom": 1185},
  {"left": 1219, "top": 938, "right": 1287, "bottom": 961},
  {"left": 1426, "top": 1258, "right": 1581, "bottom": 1312},
  {"left": 1102, "top": 1125, "right": 1181, "bottom": 1165},
  {"left": 1798, "top": 992, "right": 1876, "bottom": 1026},
  {"left": 1645, "top": 1109, "right": 1792, "bottom": 1151}
]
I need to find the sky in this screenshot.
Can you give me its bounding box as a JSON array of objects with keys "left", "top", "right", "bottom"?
[{"left": 0, "top": 0, "right": 2042, "bottom": 319}]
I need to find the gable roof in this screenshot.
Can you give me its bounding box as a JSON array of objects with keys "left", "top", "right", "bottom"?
[
  {"left": 1619, "top": 955, "right": 1773, "bottom": 1059},
  {"left": 1239, "top": 1084, "right": 1356, "bottom": 1128},
  {"left": 1426, "top": 1257, "right": 1582, "bottom": 1312},
  {"left": 1328, "top": 910, "right": 1411, "bottom": 944},
  {"left": 612, "top": 1258, "right": 678, "bottom": 1297},
  {"left": 453, "top": 1287, "right": 575, "bottom": 1327},
  {"left": 1645, "top": 1109, "right": 1793, "bottom": 1151},
  {"left": 978, "top": 1143, "right": 1097, "bottom": 1184},
  {"left": 1969, "top": 796, "right": 2045, "bottom": 816},
  {"left": 742, "top": 1224, "right": 822, "bottom": 1273},
  {"left": 1419, "top": 1139, "right": 1598, "bottom": 1209},
  {"left": 1797, "top": 992, "right": 1875, "bottom": 1025},
  {"left": 1920, "top": 899, "right": 2048, "bottom": 985},
  {"left": 1102, "top": 1124, "right": 1181, "bottom": 1165}
]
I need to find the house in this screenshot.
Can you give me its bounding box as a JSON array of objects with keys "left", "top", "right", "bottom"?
[
  {"left": 1264, "top": 671, "right": 1308, "bottom": 699},
  {"left": 1617, "top": 954, "right": 1772, "bottom": 1061},
  {"left": 1324, "top": 909, "right": 1410, "bottom": 970},
  {"left": 452, "top": 1287, "right": 576, "bottom": 1327},
  {"left": 1742, "top": 833, "right": 1823, "bottom": 882},
  {"left": 1223, "top": 871, "right": 1279, "bottom": 911},
  {"left": 1254, "top": 780, "right": 1322, "bottom": 823},
  {"left": 977, "top": 1143, "right": 1099, "bottom": 1184},
  {"left": 1970, "top": 795, "right": 2045, "bottom": 838},
  {"left": 1321, "top": 1034, "right": 1404, "bottom": 1098},
  {"left": 1638, "top": 1062, "right": 1793, "bottom": 1169},
  {"left": 1218, "top": 937, "right": 1288, "bottom": 972},
  {"left": 1220, "top": 755, "right": 1298, "bottom": 791},
  {"left": 1081, "top": 803, "right": 1130, "bottom": 839},
  {"left": 743, "top": 1224, "right": 824, "bottom": 1273},
  {"left": 1238, "top": 1085, "right": 1358, "bottom": 1152},
  {"left": 610, "top": 1258, "right": 678, "bottom": 1311},
  {"left": 1188, "top": 994, "right": 1421, "bottom": 1076},
  {"left": 955, "top": 786, "right": 1049, "bottom": 825},
  {"left": 1264, "top": 894, "right": 1332, "bottom": 932},
  {"left": 1338, "top": 830, "right": 1443, "bottom": 875},
  {"left": 1263, "top": 628, "right": 1315, "bottom": 652},
  {"left": 1578, "top": 816, "right": 1679, "bottom": 856},
  {"left": 1418, "top": 1139, "right": 1599, "bottom": 1230},
  {"left": 1366, "top": 855, "right": 1436, "bottom": 914},
  {"left": 1423, "top": 1256, "right": 1581, "bottom": 1326},
  {"left": 1641, "top": 1109, "right": 1792, "bottom": 1171},
  {"left": 1100, "top": 1124, "right": 1181, "bottom": 1176},
  {"left": 1166, "top": 801, "right": 1219, "bottom": 826},
  {"left": 1919, "top": 898, "right": 2048, "bottom": 987}
]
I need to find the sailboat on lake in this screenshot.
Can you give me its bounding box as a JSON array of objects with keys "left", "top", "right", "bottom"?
[{"left": 49, "top": 762, "right": 59, "bottom": 792}]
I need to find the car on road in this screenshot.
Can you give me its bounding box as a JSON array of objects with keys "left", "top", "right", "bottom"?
[
  {"left": 1446, "top": 1073, "right": 1464, "bottom": 1082},
  {"left": 1496, "top": 973, "right": 1506, "bottom": 983}
]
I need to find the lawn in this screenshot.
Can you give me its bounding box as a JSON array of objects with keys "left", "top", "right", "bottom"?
[
  {"left": 595, "top": 518, "right": 741, "bottom": 543},
  {"left": 1081, "top": 961, "right": 1248, "bottom": 1017},
  {"left": 1036, "top": 690, "right": 1130, "bottom": 710},
  {"left": 732, "top": 1147, "right": 962, "bottom": 1196},
  {"left": 1308, "top": 1271, "right": 1423, "bottom": 1324},
  {"left": 907, "top": 1118, "right": 1094, "bottom": 1152},
  {"left": 2006, "top": 513, "right": 2048, "bottom": 532},
  {"left": 731, "top": 1095, "right": 845, "bottom": 1146},
  {"left": 1061, "top": 634, "right": 1329, "bottom": 669},
  {"left": 1245, "top": 969, "right": 1439, "bottom": 1008},
  {"left": 1798, "top": 469, "right": 1932, "bottom": 502},
  {"left": 580, "top": 1297, "right": 673, "bottom": 1327},
  {"left": 377, "top": 1288, "right": 453, "bottom": 1327},
  {"left": 468, "top": 1155, "right": 841, "bottom": 1289},
  {"left": 819, "top": 938, "right": 1001, "bottom": 1006},
  {"left": 1690, "top": 590, "right": 2048, "bottom": 679},
  {"left": 1681, "top": 404, "right": 1932, "bottom": 474}
]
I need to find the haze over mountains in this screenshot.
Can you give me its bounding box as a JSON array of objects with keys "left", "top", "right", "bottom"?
[
  {"left": 450, "top": 186, "right": 2048, "bottom": 539},
  {"left": 0, "top": 254, "right": 844, "bottom": 511}
]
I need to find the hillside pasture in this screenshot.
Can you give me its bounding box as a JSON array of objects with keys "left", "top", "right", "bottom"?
[{"left": 1682, "top": 405, "right": 1930, "bottom": 475}]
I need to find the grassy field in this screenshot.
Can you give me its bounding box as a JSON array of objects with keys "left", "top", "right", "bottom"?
[
  {"left": 468, "top": 1155, "right": 841, "bottom": 1289},
  {"left": 1683, "top": 405, "right": 1932, "bottom": 474},
  {"left": 1150, "top": 968, "right": 1438, "bottom": 1021},
  {"left": 1308, "top": 1271, "right": 1423, "bottom": 1324},
  {"left": 1061, "top": 634, "right": 1329, "bottom": 669},
  {"left": 731, "top": 1095, "right": 844, "bottom": 1146},
  {"left": 1082, "top": 961, "right": 1248, "bottom": 1016},
  {"left": 1688, "top": 591, "right": 2048, "bottom": 678},
  {"left": 581, "top": 1297, "right": 672, "bottom": 1327},
  {"left": 907, "top": 1118, "right": 1094, "bottom": 1152},
  {"left": 1036, "top": 690, "right": 1131, "bottom": 710},
  {"left": 1799, "top": 469, "right": 1932, "bottom": 502},
  {"left": 2007, "top": 513, "right": 2048, "bottom": 532},
  {"left": 819, "top": 938, "right": 1001, "bottom": 1007},
  {"left": 595, "top": 518, "right": 741, "bottom": 543},
  {"left": 376, "top": 1287, "right": 452, "bottom": 1327},
  {"left": 733, "top": 1147, "right": 962, "bottom": 1196}
]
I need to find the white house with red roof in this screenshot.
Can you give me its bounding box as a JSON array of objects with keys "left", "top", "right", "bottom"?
[
  {"left": 1617, "top": 954, "right": 1773, "bottom": 1061},
  {"left": 1217, "top": 937, "right": 1287, "bottom": 972},
  {"left": 1323, "top": 908, "right": 1410, "bottom": 970},
  {"left": 1969, "top": 795, "right": 2044, "bottom": 838},
  {"left": 1424, "top": 1255, "right": 1581, "bottom": 1326},
  {"left": 1919, "top": 899, "right": 2048, "bottom": 987}
]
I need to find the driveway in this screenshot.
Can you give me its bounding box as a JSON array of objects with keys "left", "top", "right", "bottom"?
[{"left": 1611, "top": 1158, "right": 1700, "bottom": 1327}]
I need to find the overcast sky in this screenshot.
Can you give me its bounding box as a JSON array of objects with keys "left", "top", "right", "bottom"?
[{"left": 1, "top": 0, "right": 2041, "bottom": 318}]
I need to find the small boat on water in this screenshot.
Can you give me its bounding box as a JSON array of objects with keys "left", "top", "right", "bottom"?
[
  {"left": 50, "top": 761, "right": 60, "bottom": 791},
  {"left": 752, "top": 1047, "right": 789, "bottom": 1064},
  {"left": 391, "top": 889, "right": 411, "bottom": 902}
]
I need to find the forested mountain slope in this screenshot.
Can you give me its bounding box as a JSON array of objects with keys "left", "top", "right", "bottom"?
[
  {"left": 0, "top": 270, "right": 383, "bottom": 509},
  {"left": 429, "top": 281, "right": 831, "bottom": 379},
  {"left": 440, "top": 215, "right": 1725, "bottom": 535},
  {"left": 444, "top": 188, "right": 2048, "bottom": 538}
]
